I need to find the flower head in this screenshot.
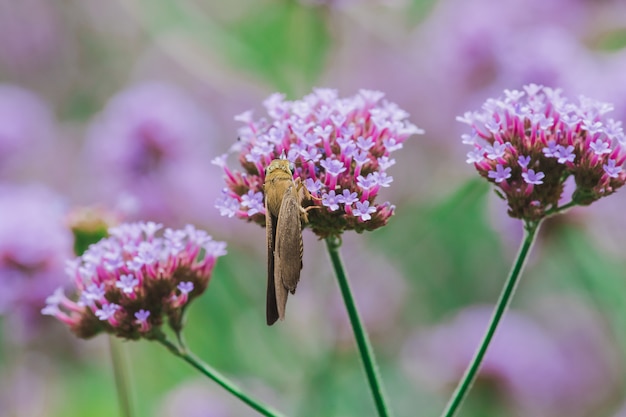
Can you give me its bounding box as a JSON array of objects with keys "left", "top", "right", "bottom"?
[
  {"left": 42, "top": 222, "right": 226, "bottom": 340},
  {"left": 459, "top": 84, "right": 626, "bottom": 221},
  {"left": 215, "top": 88, "right": 423, "bottom": 237}
]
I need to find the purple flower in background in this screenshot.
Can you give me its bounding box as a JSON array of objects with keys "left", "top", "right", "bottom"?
[
  {"left": 0, "top": 84, "right": 55, "bottom": 176},
  {"left": 157, "top": 379, "right": 271, "bottom": 417},
  {"left": 0, "top": 184, "right": 73, "bottom": 341},
  {"left": 460, "top": 84, "right": 626, "bottom": 220},
  {"left": 0, "top": 0, "right": 64, "bottom": 76},
  {"left": 423, "top": 0, "right": 590, "bottom": 97},
  {"left": 85, "top": 81, "right": 219, "bottom": 225},
  {"left": 159, "top": 382, "right": 233, "bottom": 417},
  {"left": 402, "top": 303, "right": 621, "bottom": 417},
  {"left": 42, "top": 222, "right": 226, "bottom": 340},
  {"left": 0, "top": 355, "right": 59, "bottom": 417},
  {"left": 216, "top": 88, "right": 424, "bottom": 237}
]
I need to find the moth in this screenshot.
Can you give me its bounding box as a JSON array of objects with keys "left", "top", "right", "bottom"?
[{"left": 264, "top": 159, "right": 311, "bottom": 325}]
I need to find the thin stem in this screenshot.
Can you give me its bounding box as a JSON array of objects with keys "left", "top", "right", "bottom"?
[
  {"left": 174, "top": 326, "right": 187, "bottom": 353},
  {"left": 155, "top": 336, "right": 286, "bottom": 417},
  {"left": 439, "top": 219, "right": 542, "bottom": 417},
  {"left": 544, "top": 200, "right": 577, "bottom": 217},
  {"left": 324, "top": 236, "right": 393, "bottom": 417},
  {"left": 108, "top": 336, "right": 133, "bottom": 417}
]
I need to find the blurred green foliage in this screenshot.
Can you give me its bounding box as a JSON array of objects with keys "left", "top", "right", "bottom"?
[
  {"left": 226, "top": 3, "right": 331, "bottom": 96},
  {"left": 138, "top": 0, "right": 330, "bottom": 96},
  {"left": 373, "top": 179, "right": 509, "bottom": 320},
  {"left": 593, "top": 28, "right": 626, "bottom": 52}
]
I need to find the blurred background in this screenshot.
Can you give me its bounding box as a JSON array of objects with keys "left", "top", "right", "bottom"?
[{"left": 1, "top": 0, "right": 626, "bottom": 416}]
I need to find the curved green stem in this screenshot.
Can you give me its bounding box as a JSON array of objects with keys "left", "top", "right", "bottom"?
[
  {"left": 544, "top": 200, "right": 577, "bottom": 217},
  {"left": 439, "top": 219, "right": 542, "bottom": 417},
  {"left": 325, "top": 236, "right": 394, "bottom": 417},
  {"left": 108, "top": 336, "right": 133, "bottom": 417},
  {"left": 156, "top": 336, "right": 286, "bottom": 417}
]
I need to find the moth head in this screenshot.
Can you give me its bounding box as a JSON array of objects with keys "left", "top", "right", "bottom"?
[{"left": 266, "top": 159, "right": 295, "bottom": 176}]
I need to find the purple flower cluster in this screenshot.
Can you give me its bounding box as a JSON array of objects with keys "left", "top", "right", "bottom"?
[
  {"left": 42, "top": 222, "right": 226, "bottom": 340},
  {"left": 215, "top": 88, "right": 423, "bottom": 237},
  {"left": 459, "top": 84, "right": 626, "bottom": 221}
]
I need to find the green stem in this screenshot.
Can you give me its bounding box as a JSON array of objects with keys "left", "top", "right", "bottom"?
[
  {"left": 108, "top": 336, "right": 133, "bottom": 417},
  {"left": 439, "top": 219, "right": 542, "bottom": 417},
  {"left": 156, "top": 336, "right": 286, "bottom": 417},
  {"left": 544, "top": 200, "right": 577, "bottom": 217},
  {"left": 324, "top": 236, "right": 393, "bottom": 417}
]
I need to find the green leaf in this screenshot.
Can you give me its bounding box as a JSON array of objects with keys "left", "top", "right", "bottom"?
[
  {"left": 592, "top": 28, "right": 626, "bottom": 52},
  {"left": 408, "top": 0, "right": 438, "bottom": 25},
  {"left": 225, "top": 3, "right": 331, "bottom": 95},
  {"left": 135, "top": 0, "right": 330, "bottom": 95}
]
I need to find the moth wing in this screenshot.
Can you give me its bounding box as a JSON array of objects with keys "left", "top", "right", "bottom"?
[
  {"left": 295, "top": 178, "right": 311, "bottom": 223},
  {"left": 266, "top": 195, "right": 280, "bottom": 326},
  {"left": 274, "top": 185, "right": 303, "bottom": 320}
]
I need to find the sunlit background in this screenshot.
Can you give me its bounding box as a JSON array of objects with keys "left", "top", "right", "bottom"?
[{"left": 2, "top": 0, "right": 626, "bottom": 416}]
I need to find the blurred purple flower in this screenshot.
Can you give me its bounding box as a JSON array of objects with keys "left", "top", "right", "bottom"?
[
  {"left": 0, "top": 84, "right": 55, "bottom": 177},
  {"left": 460, "top": 84, "right": 626, "bottom": 220},
  {"left": 42, "top": 222, "right": 226, "bottom": 340},
  {"left": 157, "top": 379, "right": 266, "bottom": 417},
  {"left": 84, "top": 81, "right": 221, "bottom": 225},
  {"left": 0, "top": 0, "right": 65, "bottom": 76},
  {"left": 422, "top": 0, "right": 590, "bottom": 95},
  {"left": 0, "top": 184, "right": 73, "bottom": 339},
  {"left": 0, "top": 353, "right": 60, "bottom": 417},
  {"left": 216, "top": 88, "right": 424, "bottom": 237},
  {"left": 402, "top": 302, "right": 621, "bottom": 417},
  {"left": 158, "top": 381, "right": 232, "bottom": 417}
]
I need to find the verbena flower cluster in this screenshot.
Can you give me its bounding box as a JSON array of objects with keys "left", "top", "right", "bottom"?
[
  {"left": 42, "top": 222, "right": 226, "bottom": 340},
  {"left": 459, "top": 84, "right": 626, "bottom": 221},
  {"left": 215, "top": 88, "right": 424, "bottom": 237}
]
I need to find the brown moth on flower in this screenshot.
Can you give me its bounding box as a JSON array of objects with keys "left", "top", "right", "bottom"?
[
  {"left": 214, "top": 88, "right": 424, "bottom": 324},
  {"left": 264, "top": 158, "right": 313, "bottom": 325}
]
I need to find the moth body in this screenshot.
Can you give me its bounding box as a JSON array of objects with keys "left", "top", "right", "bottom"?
[{"left": 264, "top": 159, "right": 308, "bottom": 325}]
